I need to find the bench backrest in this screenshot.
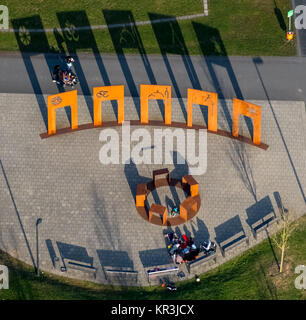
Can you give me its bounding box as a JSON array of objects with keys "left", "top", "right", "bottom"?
[
  {"left": 65, "top": 261, "right": 97, "bottom": 275},
  {"left": 146, "top": 266, "right": 179, "bottom": 277},
  {"left": 187, "top": 252, "right": 216, "bottom": 271},
  {"left": 63, "top": 258, "right": 93, "bottom": 268},
  {"left": 105, "top": 269, "right": 138, "bottom": 275},
  {"left": 251, "top": 212, "right": 276, "bottom": 229},
  {"left": 220, "top": 231, "right": 245, "bottom": 248}
]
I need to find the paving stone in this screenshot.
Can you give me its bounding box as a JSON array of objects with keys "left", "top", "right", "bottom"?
[{"left": 0, "top": 93, "right": 305, "bottom": 286}]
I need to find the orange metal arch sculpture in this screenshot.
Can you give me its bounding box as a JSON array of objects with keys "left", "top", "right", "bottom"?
[
  {"left": 44, "top": 87, "right": 268, "bottom": 150},
  {"left": 140, "top": 85, "right": 171, "bottom": 125},
  {"left": 93, "top": 85, "right": 124, "bottom": 126},
  {"left": 232, "top": 98, "right": 262, "bottom": 145},
  {"left": 187, "top": 89, "right": 218, "bottom": 132},
  {"left": 48, "top": 90, "right": 78, "bottom": 135}
]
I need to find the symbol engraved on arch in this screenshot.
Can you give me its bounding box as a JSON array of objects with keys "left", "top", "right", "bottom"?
[
  {"left": 48, "top": 90, "right": 78, "bottom": 135},
  {"left": 51, "top": 96, "right": 62, "bottom": 106},
  {"left": 96, "top": 90, "right": 109, "bottom": 98},
  {"left": 148, "top": 90, "right": 164, "bottom": 99},
  {"left": 232, "top": 98, "right": 262, "bottom": 145},
  {"left": 93, "top": 85, "right": 124, "bottom": 126},
  {"left": 187, "top": 89, "right": 218, "bottom": 132},
  {"left": 141, "top": 85, "right": 172, "bottom": 125}
]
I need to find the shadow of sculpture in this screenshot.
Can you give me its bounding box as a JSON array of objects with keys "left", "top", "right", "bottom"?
[
  {"left": 12, "top": 16, "right": 63, "bottom": 130},
  {"left": 124, "top": 158, "right": 153, "bottom": 201},
  {"left": 103, "top": 10, "right": 162, "bottom": 119},
  {"left": 148, "top": 13, "right": 202, "bottom": 122},
  {"left": 192, "top": 21, "right": 253, "bottom": 136},
  {"left": 56, "top": 10, "right": 114, "bottom": 121}
]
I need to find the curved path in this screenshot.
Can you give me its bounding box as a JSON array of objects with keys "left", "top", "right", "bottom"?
[{"left": 0, "top": 91, "right": 305, "bottom": 286}]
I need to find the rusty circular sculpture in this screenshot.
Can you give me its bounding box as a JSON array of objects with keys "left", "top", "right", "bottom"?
[{"left": 136, "top": 170, "right": 201, "bottom": 227}]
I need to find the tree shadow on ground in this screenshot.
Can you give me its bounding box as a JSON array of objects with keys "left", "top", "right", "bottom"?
[
  {"left": 227, "top": 139, "right": 257, "bottom": 202},
  {"left": 91, "top": 183, "right": 136, "bottom": 285},
  {"left": 0, "top": 160, "right": 36, "bottom": 272}
]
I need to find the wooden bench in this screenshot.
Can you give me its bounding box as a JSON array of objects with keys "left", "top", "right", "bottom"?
[
  {"left": 186, "top": 251, "right": 217, "bottom": 273},
  {"left": 250, "top": 212, "right": 279, "bottom": 239},
  {"left": 146, "top": 266, "right": 179, "bottom": 282},
  {"left": 136, "top": 183, "right": 147, "bottom": 207},
  {"left": 180, "top": 196, "right": 199, "bottom": 221},
  {"left": 182, "top": 175, "right": 198, "bottom": 196},
  {"left": 219, "top": 231, "right": 249, "bottom": 257},
  {"left": 153, "top": 168, "right": 170, "bottom": 186},
  {"left": 149, "top": 203, "right": 167, "bottom": 225},
  {"left": 62, "top": 258, "right": 97, "bottom": 278}
]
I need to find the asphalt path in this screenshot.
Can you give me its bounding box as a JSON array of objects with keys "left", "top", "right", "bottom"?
[{"left": 1, "top": 52, "right": 306, "bottom": 104}]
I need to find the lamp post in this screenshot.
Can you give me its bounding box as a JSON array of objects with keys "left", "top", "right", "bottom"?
[{"left": 36, "top": 218, "right": 42, "bottom": 276}]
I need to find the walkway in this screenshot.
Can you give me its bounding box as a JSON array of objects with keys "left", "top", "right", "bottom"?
[
  {"left": 1, "top": 54, "right": 306, "bottom": 104},
  {"left": 0, "top": 93, "right": 305, "bottom": 286}
]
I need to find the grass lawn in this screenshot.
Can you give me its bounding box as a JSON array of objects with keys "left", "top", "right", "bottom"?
[
  {"left": 0, "top": 214, "right": 305, "bottom": 300},
  {"left": 0, "top": 0, "right": 296, "bottom": 55}
]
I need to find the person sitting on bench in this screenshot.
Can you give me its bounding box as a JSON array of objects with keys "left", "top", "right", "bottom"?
[
  {"left": 170, "top": 206, "right": 179, "bottom": 217},
  {"left": 201, "top": 240, "right": 217, "bottom": 255},
  {"left": 182, "top": 244, "right": 199, "bottom": 262},
  {"left": 172, "top": 252, "right": 184, "bottom": 264},
  {"left": 165, "top": 232, "right": 179, "bottom": 244},
  {"left": 179, "top": 234, "right": 189, "bottom": 249}
]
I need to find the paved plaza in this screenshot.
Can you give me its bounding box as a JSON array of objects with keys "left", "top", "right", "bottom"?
[{"left": 0, "top": 92, "right": 305, "bottom": 286}]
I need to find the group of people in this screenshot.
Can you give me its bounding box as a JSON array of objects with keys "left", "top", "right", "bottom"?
[
  {"left": 165, "top": 232, "right": 200, "bottom": 264},
  {"left": 52, "top": 56, "right": 78, "bottom": 87},
  {"left": 165, "top": 232, "right": 217, "bottom": 264}
]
